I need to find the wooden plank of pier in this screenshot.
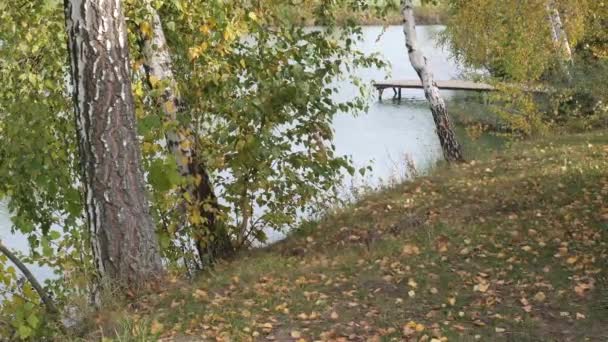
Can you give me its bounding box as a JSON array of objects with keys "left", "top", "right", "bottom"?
[{"left": 374, "top": 79, "right": 496, "bottom": 100}]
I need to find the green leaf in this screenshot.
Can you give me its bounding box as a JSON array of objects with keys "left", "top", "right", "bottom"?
[
  {"left": 26, "top": 314, "right": 39, "bottom": 329},
  {"left": 138, "top": 115, "right": 162, "bottom": 136},
  {"left": 18, "top": 324, "right": 32, "bottom": 339},
  {"left": 148, "top": 159, "right": 179, "bottom": 192},
  {"left": 41, "top": 237, "right": 53, "bottom": 257},
  {"left": 158, "top": 232, "right": 171, "bottom": 250},
  {"left": 48, "top": 230, "right": 61, "bottom": 240}
]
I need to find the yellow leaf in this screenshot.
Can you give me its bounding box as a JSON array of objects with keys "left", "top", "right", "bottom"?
[
  {"left": 163, "top": 100, "right": 177, "bottom": 114},
  {"left": 566, "top": 256, "right": 578, "bottom": 264},
  {"left": 181, "top": 156, "right": 190, "bottom": 167},
  {"left": 189, "top": 210, "right": 202, "bottom": 225},
  {"left": 140, "top": 21, "right": 153, "bottom": 39},
  {"left": 474, "top": 282, "right": 490, "bottom": 293},
  {"left": 182, "top": 191, "right": 192, "bottom": 204},
  {"left": 188, "top": 46, "right": 201, "bottom": 60},
  {"left": 533, "top": 291, "right": 546, "bottom": 302},
  {"left": 405, "top": 321, "right": 420, "bottom": 331},
  {"left": 260, "top": 322, "right": 273, "bottom": 331},
  {"left": 402, "top": 244, "right": 420, "bottom": 256},
  {"left": 223, "top": 27, "right": 235, "bottom": 42},
  {"left": 133, "top": 81, "right": 145, "bottom": 97},
  {"left": 148, "top": 75, "right": 161, "bottom": 88},
  {"left": 179, "top": 139, "right": 191, "bottom": 150},
  {"left": 193, "top": 289, "right": 208, "bottom": 300},
  {"left": 150, "top": 320, "right": 164, "bottom": 335},
  {"left": 199, "top": 24, "right": 211, "bottom": 35},
  {"left": 142, "top": 142, "right": 155, "bottom": 154},
  {"left": 291, "top": 331, "right": 301, "bottom": 338},
  {"left": 135, "top": 107, "right": 145, "bottom": 119},
  {"left": 402, "top": 325, "right": 415, "bottom": 337}
]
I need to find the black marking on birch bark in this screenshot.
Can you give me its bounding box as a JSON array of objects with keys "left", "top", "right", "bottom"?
[
  {"left": 64, "top": 0, "right": 162, "bottom": 289},
  {"left": 401, "top": 0, "right": 464, "bottom": 163},
  {"left": 139, "top": 5, "right": 234, "bottom": 269}
]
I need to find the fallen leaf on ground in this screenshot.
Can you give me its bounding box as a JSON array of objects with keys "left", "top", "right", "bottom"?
[
  {"left": 402, "top": 244, "right": 421, "bottom": 255},
  {"left": 150, "top": 320, "right": 164, "bottom": 335},
  {"left": 533, "top": 291, "right": 546, "bottom": 302}
]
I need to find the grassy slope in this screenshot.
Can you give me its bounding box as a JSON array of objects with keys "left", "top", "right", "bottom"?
[{"left": 94, "top": 131, "right": 607, "bottom": 341}]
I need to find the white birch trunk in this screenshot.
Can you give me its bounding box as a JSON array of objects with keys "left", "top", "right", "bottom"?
[
  {"left": 401, "top": 0, "right": 464, "bottom": 162},
  {"left": 64, "top": 0, "right": 163, "bottom": 288},
  {"left": 140, "top": 5, "right": 233, "bottom": 265},
  {"left": 141, "top": 7, "right": 192, "bottom": 179},
  {"left": 546, "top": 0, "right": 573, "bottom": 64}
]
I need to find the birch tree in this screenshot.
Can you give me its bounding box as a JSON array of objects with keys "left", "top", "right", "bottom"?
[
  {"left": 64, "top": 0, "right": 163, "bottom": 287},
  {"left": 546, "top": 0, "right": 573, "bottom": 64},
  {"left": 139, "top": 6, "right": 233, "bottom": 268},
  {"left": 441, "top": 0, "right": 587, "bottom": 81},
  {"left": 402, "top": 0, "right": 464, "bottom": 162}
]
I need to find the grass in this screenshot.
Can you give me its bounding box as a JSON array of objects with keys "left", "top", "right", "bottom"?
[{"left": 77, "top": 130, "right": 607, "bottom": 341}]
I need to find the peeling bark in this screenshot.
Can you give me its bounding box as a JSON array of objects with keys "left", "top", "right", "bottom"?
[
  {"left": 546, "top": 0, "right": 573, "bottom": 64},
  {"left": 401, "top": 0, "right": 464, "bottom": 163},
  {"left": 64, "top": 0, "right": 163, "bottom": 288},
  {"left": 140, "top": 6, "right": 233, "bottom": 267}
]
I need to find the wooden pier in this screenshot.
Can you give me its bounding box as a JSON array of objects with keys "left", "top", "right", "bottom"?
[{"left": 374, "top": 80, "right": 496, "bottom": 100}]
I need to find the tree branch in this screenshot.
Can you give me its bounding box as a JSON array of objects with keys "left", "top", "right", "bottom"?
[{"left": 0, "top": 241, "right": 60, "bottom": 316}]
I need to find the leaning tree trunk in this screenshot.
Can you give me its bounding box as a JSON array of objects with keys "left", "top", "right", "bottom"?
[
  {"left": 64, "top": 0, "right": 163, "bottom": 288},
  {"left": 140, "top": 6, "right": 233, "bottom": 267},
  {"left": 546, "top": 0, "right": 573, "bottom": 64},
  {"left": 401, "top": 0, "right": 464, "bottom": 163}
]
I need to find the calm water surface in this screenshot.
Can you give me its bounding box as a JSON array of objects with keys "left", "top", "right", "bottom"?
[
  {"left": 332, "top": 25, "right": 471, "bottom": 190},
  {"left": 0, "top": 25, "right": 492, "bottom": 277}
]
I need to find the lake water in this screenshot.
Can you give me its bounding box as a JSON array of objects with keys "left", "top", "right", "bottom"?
[
  {"left": 0, "top": 25, "right": 492, "bottom": 278},
  {"left": 333, "top": 25, "right": 459, "bottom": 191},
  {"left": 0, "top": 202, "right": 56, "bottom": 284}
]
